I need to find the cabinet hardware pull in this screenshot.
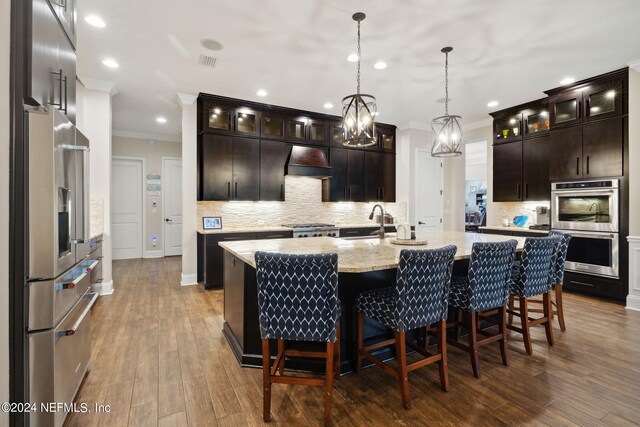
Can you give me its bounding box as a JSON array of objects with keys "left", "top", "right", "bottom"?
[
  {"left": 50, "top": 69, "right": 64, "bottom": 110},
  {"left": 224, "top": 237, "right": 243, "bottom": 240},
  {"left": 586, "top": 156, "right": 590, "bottom": 175},
  {"left": 516, "top": 183, "right": 521, "bottom": 199},
  {"left": 344, "top": 186, "right": 347, "bottom": 200},
  {"left": 570, "top": 280, "right": 595, "bottom": 287},
  {"left": 235, "top": 182, "right": 238, "bottom": 198},
  {"left": 576, "top": 157, "right": 580, "bottom": 176},
  {"left": 62, "top": 75, "right": 68, "bottom": 114},
  {"left": 525, "top": 183, "right": 529, "bottom": 199},
  {"left": 227, "top": 182, "right": 231, "bottom": 198},
  {"left": 280, "top": 184, "right": 284, "bottom": 201},
  {"left": 349, "top": 186, "right": 352, "bottom": 200},
  {"left": 382, "top": 187, "right": 385, "bottom": 200}
]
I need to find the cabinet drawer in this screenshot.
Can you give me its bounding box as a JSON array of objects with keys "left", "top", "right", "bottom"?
[
  {"left": 563, "top": 274, "right": 624, "bottom": 301},
  {"left": 205, "top": 232, "right": 257, "bottom": 245},
  {"left": 255, "top": 231, "right": 293, "bottom": 240},
  {"left": 339, "top": 228, "right": 365, "bottom": 237}
]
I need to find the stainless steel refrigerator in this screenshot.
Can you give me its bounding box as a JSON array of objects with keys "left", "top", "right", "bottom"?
[{"left": 26, "top": 108, "right": 98, "bottom": 427}]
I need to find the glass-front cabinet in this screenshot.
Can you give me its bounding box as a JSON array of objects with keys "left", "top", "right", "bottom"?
[
  {"left": 308, "top": 119, "right": 328, "bottom": 145},
  {"left": 201, "top": 99, "right": 235, "bottom": 133},
  {"left": 235, "top": 107, "right": 260, "bottom": 136},
  {"left": 330, "top": 121, "right": 344, "bottom": 147},
  {"left": 286, "top": 116, "right": 308, "bottom": 142},
  {"left": 493, "top": 113, "right": 523, "bottom": 144},
  {"left": 377, "top": 124, "right": 396, "bottom": 152},
  {"left": 522, "top": 99, "right": 550, "bottom": 138},
  {"left": 549, "top": 89, "right": 582, "bottom": 128},
  {"left": 583, "top": 77, "right": 625, "bottom": 122},
  {"left": 261, "top": 112, "right": 285, "bottom": 140}
]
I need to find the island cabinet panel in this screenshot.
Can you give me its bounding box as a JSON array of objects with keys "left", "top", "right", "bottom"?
[
  {"left": 259, "top": 140, "right": 289, "bottom": 201},
  {"left": 223, "top": 251, "right": 246, "bottom": 346},
  {"left": 581, "top": 117, "right": 623, "bottom": 178},
  {"left": 493, "top": 142, "right": 523, "bottom": 202},
  {"left": 548, "top": 126, "right": 583, "bottom": 181},
  {"left": 522, "top": 136, "right": 550, "bottom": 201}
]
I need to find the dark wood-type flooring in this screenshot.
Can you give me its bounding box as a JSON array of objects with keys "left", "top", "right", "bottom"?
[{"left": 66, "top": 257, "right": 640, "bottom": 426}]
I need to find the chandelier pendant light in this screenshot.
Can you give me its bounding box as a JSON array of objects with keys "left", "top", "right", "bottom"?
[
  {"left": 342, "top": 12, "right": 377, "bottom": 147},
  {"left": 431, "top": 46, "right": 462, "bottom": 157}
]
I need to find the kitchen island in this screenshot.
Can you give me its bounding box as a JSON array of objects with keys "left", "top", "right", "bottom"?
[{"left": 220, "top": 231, "right": 526, "bottom": 373}]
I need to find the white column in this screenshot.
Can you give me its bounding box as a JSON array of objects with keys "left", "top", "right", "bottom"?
[
  {"left": 0, "top": 0, "right": 11, "bottom": 421},
  {"left": 627, "top": 63, "right": 640, "bottom": 310},
  {"left": 178, "top": 93, "right": 198, "bottom": 286},
  {"left": 77, "top": 78, "right": 115, "bottom": 295}
]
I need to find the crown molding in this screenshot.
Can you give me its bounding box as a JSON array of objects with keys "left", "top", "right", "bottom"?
[
  {"left": 177, "top": 92, "right": 197, "bottom": 106},
  {"left": 112, "top": 129, "right": 181, "bottom": 143},
  {"left": 627, "top": 60, "right": 640, "bottom": 72},
  {"left": 78, "top": 76, "right": 117, "bottom": 95},
  {"left": 462, "top": 117, "right": 492, "bottom": 131}
]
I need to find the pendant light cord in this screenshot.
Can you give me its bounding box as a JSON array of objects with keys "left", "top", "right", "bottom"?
[
  {"left": 356, "top": 19, "right": 361, "bottom": 95},
  {"left": 444, "top": 51, "right": 449, "bottom": 116}
]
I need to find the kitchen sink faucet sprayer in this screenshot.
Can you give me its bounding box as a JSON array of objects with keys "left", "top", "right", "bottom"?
[{"left": 369, "top": 204, "right": 385, "bottom": 239}]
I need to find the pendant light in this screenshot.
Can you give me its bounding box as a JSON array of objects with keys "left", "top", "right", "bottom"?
[
  {"left": 431, "top": 47, "right": 462, "bottom": 157},
  {"left": 342, "top": 12, "right": 377, "bottom": 147}
]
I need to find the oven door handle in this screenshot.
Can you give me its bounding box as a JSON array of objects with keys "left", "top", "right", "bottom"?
[{"left": 566, "top": 232, "right": 615, "bottom": 239}]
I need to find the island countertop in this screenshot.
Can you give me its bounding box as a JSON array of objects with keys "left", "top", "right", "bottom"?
[{"left": 219, "top": 231, "right": 526, "bottom": 273}]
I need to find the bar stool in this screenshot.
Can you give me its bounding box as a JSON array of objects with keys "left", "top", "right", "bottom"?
[
  {"left": 255, "top": 252, "right": 340, "bottom": 425},
  {"left": 525, "top": 231, "right": 572, "bottom": 331},
  {"left": 354, "top": 246, "right": 457, "bottom": 410},
  {"left": 447, "top": 240, "right": 517, "bottom": 378},
  {"left": 507, "top": 236, "right": 560, "bottom": 355}
]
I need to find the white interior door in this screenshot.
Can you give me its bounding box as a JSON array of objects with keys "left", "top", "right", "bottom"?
[
  {"left": 112, "top": 158, "right": 143, "bottom": 260},
  {"left": 163, "top": 158, "right": 182, "bottom": 256},
  {"left": 415, "top": 150, "right": 444, "bottom": 230}
]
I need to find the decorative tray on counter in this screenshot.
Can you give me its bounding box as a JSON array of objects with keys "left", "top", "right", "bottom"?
[{"left": 390, "top": 239, "right": 428, "bottom": 246}]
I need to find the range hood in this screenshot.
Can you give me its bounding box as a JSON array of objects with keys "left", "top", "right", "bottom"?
[{"left": 285, "top": 145, "right": 332, "bottom": 179}]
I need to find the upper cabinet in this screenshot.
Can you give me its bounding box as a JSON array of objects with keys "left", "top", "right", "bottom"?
[
  {"left": 377, "top": 124, "right": 397, "bottom": 152},
  {"left": 490, "top": 99, "right": 548, "bottom": 144},
  {"left": 49, "top": 0, "right": 77, "bottom": 48},
  {"left": 286, "top": 115, "right": 329, "bottom": 145},
  {"left": 546, "top": 71, "right": 627, "bottom": 129},
  {"left": 261, "top": 110, "right": 286, "bottom": 140}
]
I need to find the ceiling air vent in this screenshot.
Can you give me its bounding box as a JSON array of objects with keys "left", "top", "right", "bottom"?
[{"left": 199, "top": 54, "right": 217, "bottom": 68}]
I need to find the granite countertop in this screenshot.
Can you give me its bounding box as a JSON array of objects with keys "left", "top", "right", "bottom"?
[
  {"left": 479, "top": 226, "right": 549, "bottom": 235},
  {"left": 219, "top": 231, "right": 526, "bottom": 273},
  {"left": 198, "top": 223, "right": 396, "bottom": 234}
]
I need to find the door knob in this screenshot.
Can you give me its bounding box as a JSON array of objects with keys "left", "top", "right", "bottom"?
[{"left": 165, "top": 218, "right": 172, "bottom": 222}]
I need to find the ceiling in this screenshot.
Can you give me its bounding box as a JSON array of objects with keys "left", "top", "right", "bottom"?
[{"left": 77, "top": 0, "right": 640, "bottom": 139}]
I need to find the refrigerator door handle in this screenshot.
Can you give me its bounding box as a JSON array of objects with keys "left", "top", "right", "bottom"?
[{"left": 56, "top": 292, "right": 98, "bottom": 337}]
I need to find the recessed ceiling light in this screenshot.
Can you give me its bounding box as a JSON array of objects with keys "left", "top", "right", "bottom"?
[
  {"left": 200, "top": 38, "right": 224, "bottom": 51},
  {"left": 323, "top": 102, "right": 334, "bottom": 109},
  {"left": 373, "top": 61, "right": 387, "bottom": 70},
  {"left": 102, "top": 58, "right": 119, "bottom": 68},
  {"left": 487, "top": 101, "right": 499, "bottom": 108},
  {"left": 256, "top": 89, "right": 267, "bottom": 97},
  {"left": 85, "top": 15, "right": 106, "bottom": 28},
  {"left": 560, "top": 77, "right": 575, "bottom": 85},
  {"left": 156, "top": 117, "right": 167, "bottom": 123},
  {"left": 347, "top": 53, "right": 359, "bottom": 62}
]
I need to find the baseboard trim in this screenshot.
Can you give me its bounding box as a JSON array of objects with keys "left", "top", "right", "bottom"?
[
  {"left": 97, "top": 280, "right": 114, "bottom": 296},
  {"left": 144, "top": 250, "right": 163, "bottom": 259},
  {"left": 181, "top": 273, "right": 198, "bottom": 286},
  {"left": 626, "top": 295, "right": 640, "bottom": 311}
]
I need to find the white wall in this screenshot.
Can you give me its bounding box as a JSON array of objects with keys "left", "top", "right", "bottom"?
[
  {"left": 77, "top": 82, "right": 115, "bottom": 295},
  {"left": 627, "top": 66, "right": 640, "bottom": 310},
  {"left": 1, "top": 0, "right": 11, "bottom": 421}
]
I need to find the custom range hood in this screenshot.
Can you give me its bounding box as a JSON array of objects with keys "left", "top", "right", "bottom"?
[{"left": 285, "top": 145, "right": 332, "bottom": 179}]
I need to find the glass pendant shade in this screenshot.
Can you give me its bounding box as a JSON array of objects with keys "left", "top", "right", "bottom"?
[
  {"left": 342, "top": 93, "right": 377, "bottom": 147},
  {"left": 431, "top": 114, "right": 462, "bottom": 157}
]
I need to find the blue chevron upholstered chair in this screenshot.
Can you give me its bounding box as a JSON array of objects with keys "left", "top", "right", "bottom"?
[
  {"left": 354, "top": 245, "right": 457, "bottom": 410},
  {"left": 255, "top": 252, "right": 340, "bottom": 425},
  {"left": 507, "top": 236, "right": 561, "bottom": 355},
  {"left": 447, "top": 240, "right": 517, "bottom": 378}
]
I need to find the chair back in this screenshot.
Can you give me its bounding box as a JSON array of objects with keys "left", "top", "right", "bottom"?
[
  {"left": 467, "top": 240, "right": 518, "bottom": 312},
  {"left": 255, "top": 252, "right": 339, "bottom": 343},
  {"left": 549, "top": 230, "right": 572, "bottom": 285},
  {"left": 394, "top": 245, "right": 457, "bottom": 332},
  {"left": 514, "top": 236, "right": 561, "bottom": 298}
]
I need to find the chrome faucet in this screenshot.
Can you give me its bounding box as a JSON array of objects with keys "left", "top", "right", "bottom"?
[{"left": 368, "top": 204, "right": 385, "bottom": 239}]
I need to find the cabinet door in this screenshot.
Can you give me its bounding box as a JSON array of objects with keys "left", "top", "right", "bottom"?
[
  {"left": 493, "top": 113, "right": 523, "bottom": 144},
  {"left": 308, "top": 119, "right": 329, "bottom": 145},
  {"left": 28, "top": 0, "right": 59, "bottom": 109},
  {"left": 582, "top": 117, "right": 623, "bottom": 178},
  {"left": 347, "top": 150, "right": 365, "bottom": 202},
  {"left": 49, "top": 0, "right": 76, "bottom": 47},
  {"left": 261, "top": 112, "right": 286, "bottom": 140},
  {"left": 522, "top": 136, "right": 550, "bottom": 201},
  {"left": 548, "top": 126, "right": 583, "bottom": 181},
  {"left": 583, "top": 78, "right": 625, "bottom": 122},
  {"left": 382, "top": 153, "right": 396, "bottom": 202},
  {"left": 377, "top": 124, "right": 396, "bottom": 152},
  {"left": 259, "top": 140, "right": 289, "bottom": 201},
  {"left": 326, "top": 148, "right": 348, "bottom": 201},
  {"left": 235, "top": 107, "right": 260, "bottom": 137},
  {"left": 549, "top": 89, "right": 582, "bottom": 128},
  {"left": 201, "top": 99, "right": 235, "bottom": 134},
  {"left": 200, "top": 134, "right": 234, "bottom": 200},
  {"left": 59, "top": 32, "right": 76, "bottom": 124},
  {"left": 286, "top": 115, "right": 308, "bottom": 142},
  {"left": 330, "top": 121, "right": 344, "bottom": 147},
  {"left": 364, "top": 152, "right": 382, "bottom": 201},
  {"left": 232, "top": 137, "right": 260, "bottom": 201},
  {"left": 493, "top": 142, "right": 522, "bottom": 202}
]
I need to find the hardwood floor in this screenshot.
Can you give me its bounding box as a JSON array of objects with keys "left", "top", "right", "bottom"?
[{"left": 66, "top": 257, "right": 640, "bottom": 426}]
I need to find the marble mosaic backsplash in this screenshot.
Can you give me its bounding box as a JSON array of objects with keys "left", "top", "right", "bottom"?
[
  {"left": 489, "top": 201, "right": 551, "bottom": 227},
  {"left": 197, "top": 176, "right": 407, "bottom": 231}
]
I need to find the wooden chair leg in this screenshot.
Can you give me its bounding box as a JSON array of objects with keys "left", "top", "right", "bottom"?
[
  {"left": 277, "top": 339, "right": 285, "bottom": 375},
  {"left": 555, "top": 284, "right": 566, "bottom": 331},
  {"left": 468, "top": 312, "right": 480, "bottom": 378},
  {"left": 334, "top": 322, "right": 341, "bottom": 380},
  {"left": 520, "top": 297, "right": 533, "bottom": 355},
  {"left": 395, "top": 332, "right": 411, "bottom": 410},
  {"left": 543, "top": 292, "right": 555, "bottom": 346},
  {"left": 453, "top": 308, "right": 462, "bottom": 341},
  {"left": 437, "top": 320, "right": 449, "bottom": 391},
  {"left": 261, "top": 339, "right": 272, "bottom": 422},
  {"left": 324, "top": 341, "right": 335, "bottom": 425},
  {"left": 499, "top": 305, "right": 509, "bottom": 366},
  {"left": 508, "top": 295, "right": 515, "bottom": 326},
  {"left": 355, "top": 312, "right": 364, "bottom": 373}
]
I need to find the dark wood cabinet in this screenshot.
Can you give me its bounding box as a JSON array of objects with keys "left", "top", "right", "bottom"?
[
  {"left": 493, "top": 113, "right": 523, "bottom": 144},
  {"left": 200, "top": 99, "right": 236, "bottom": 134},
  {"left": 548, "top": 126, "right": 583, "bottom": 181},
  {"left": 522, "top": 136, "right": 550, "bottom": 201},
  {"left": 235, "top": 107, "right": 260, "bottom": 137},
  {"left": 549, "top": 89, "right": 582, "bottom": 128},
  {"left": 286, "top": 115, "right": 329, "bottom": 145},
  {"left": 377, "top": 124, "right": 396, "bottom": 152},
  {"left": 330, "top": 121, "right": 344, "bottom": 147},
  {"left": 582, "top": 117, "right": 623, "bottom": 178},
  {"left": 259, "top": 140, "right": 289, "bottom": 201},
  {"left": 365, "top": 152, "right": 396, "bottom": 202},
  {"left": 583, "top": 78, "right": 625, "bottom": 122},
  {"left": 347, "top": 150, "right": 365, "bottom": 202},
  {"left": 493, "top": 142, "right": 523, "bottom": 202},
  {"left": 261, "top": 111, "right": 286, "bottom": 140},
  {"left": 325, "top": 148, "right": 349, "bottom": 201},
  {"left": 231, "top": 137, "right": 260, "bottom": 201}
]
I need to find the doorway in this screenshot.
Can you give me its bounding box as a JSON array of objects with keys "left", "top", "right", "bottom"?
[
  {"left": 112, "top": 157, "right": 144, "bottom": 260},
  {"left": 415, "top": 149, "right": 444, "bottom": 230},
  {"left": 465, "top": 140, "right": 488, "bottom": 230},
  {"left": 162, "top": 157, "right": 182, "bottom": 256}
]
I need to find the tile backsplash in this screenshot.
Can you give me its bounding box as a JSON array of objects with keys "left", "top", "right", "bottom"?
[
  {"left": 197, "top": 176, "right": 407, "bottom": 231},
  {"left": 489, "top": 201, "right": 551, "bottom": 227}
]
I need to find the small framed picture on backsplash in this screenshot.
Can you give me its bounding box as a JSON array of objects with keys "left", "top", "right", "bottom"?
[{"left": 203, "top": 216, "right": 222, "bottom": 230}]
